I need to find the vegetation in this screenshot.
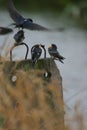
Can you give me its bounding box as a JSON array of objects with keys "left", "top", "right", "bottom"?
[
  {"left": 0, "top": 0, "right": 86, "bottom": 128},
  {"left": 0, "top": 57, "right": 86, "bottom": 130},
  {"left": 0, "top": 0, "right": 87, "bottom": 12},
  {"left": 0, "top": 59, "right": 65, "bottom": 130}
]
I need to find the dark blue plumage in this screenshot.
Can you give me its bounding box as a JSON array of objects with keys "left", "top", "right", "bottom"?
[
  {"left": 48, "top": 44, "right": 65, "bottom": 63},
  {"left": 7, "top": 0, "right": 50, "bottom": 31},
  {"left": 0, "top": 26, "right": 13, "bottom": 35},
  {"left": 31, "top": 44, "right": 42, "bottom": 65},
  {"left": 14, "top": 30, "right": 25, "bottom": 43}
]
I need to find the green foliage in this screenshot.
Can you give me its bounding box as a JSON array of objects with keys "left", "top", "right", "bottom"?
[
  {"left": 0, "top": 0, "right": 86, "bottom": 12},
  {"left": 0, "top": 59, "right": 65, "bottom": 130},
  {"left": 0, "top": 114, "right": 4, "bottom": 128}
]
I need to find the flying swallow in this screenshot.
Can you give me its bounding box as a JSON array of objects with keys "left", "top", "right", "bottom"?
[
  {"left": 0, "top": 26, "right": 13, "bottom": 35},
  {"left": 48, "top": 44, "right": 65, "bottom": 63},
  {"left": 7, "top": 0, "right": 50, "bottom": 31},
  {"left": 31, "top": 44, "right": 42, "bottom": 65}
]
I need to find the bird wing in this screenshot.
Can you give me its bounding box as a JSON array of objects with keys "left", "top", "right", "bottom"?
[
  {"left": 23, "top": 21, "right": 50, "bottom": 31},
  {"left": 51, "top": 50, "right": 65, "bottom": 59},
  {"left": 0, "top": 27, "right": 13, "bottom": 35},
  {"left": 7, "top": 0, "right": 25, "bottom": 24},
  {"left": 48, "top": 48, "right": 58, "bottom": 56}
]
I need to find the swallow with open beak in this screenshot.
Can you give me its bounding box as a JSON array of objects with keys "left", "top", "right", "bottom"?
[
  {"left": 48, "top": 44, "right": 65, "bottom": 63},
  {"left": 31, "top": 44, "right": 42, "bottom": 65},
  {"left": 7, "top": 0, "right": 50, "bottom": 31}
]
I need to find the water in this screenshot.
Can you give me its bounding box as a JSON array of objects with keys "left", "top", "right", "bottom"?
[{"left": 0, "top": 11, "right": 87, "bottom": 129}]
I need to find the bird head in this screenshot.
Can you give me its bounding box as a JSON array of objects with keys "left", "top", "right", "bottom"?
[
  {"left": 27, "top": 18, "right": 33, "bottom": 23},
  {"left": 49, "top": 44, "right": 57, "bottom": 49}
]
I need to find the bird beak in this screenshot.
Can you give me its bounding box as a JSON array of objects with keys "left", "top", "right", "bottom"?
[{"left": 41, "top": 44, "right": 45, "bottom": 48}]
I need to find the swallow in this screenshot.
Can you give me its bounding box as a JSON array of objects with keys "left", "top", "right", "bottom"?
[
  {"left": 31, "top": 44, "right": 42, "bottom": 65},
  {"left": 7, "top": 0, "right": 50, "bottom": 31},
  {"left": 0, "top": 26, "right": 13, "bottom": 35},
  {"left": 10, "top": 30, "right": 29, "bottom": 61},
  {"left": 13, "top": 30, "right": 25, "bottom": 44},
  {"left": 48, "top": 44, "right": 65, "bottom": 63}
]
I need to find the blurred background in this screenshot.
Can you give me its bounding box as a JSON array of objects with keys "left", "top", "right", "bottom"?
[{"left": 0, "top": 0, "right": 87, "bottom": 129}]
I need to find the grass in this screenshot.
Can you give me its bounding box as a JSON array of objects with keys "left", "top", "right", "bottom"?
[
  {"left": 0, "top": 58, "right": 86, "bottom": 130},
  {"left": 0, "top": 59, "right": 66, "bottom": 130}
]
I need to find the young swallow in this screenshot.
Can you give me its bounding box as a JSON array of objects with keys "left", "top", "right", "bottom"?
[
  {"left": 13, "top": 30, "right": 25, "bottom": 44},
  {"left": 31, "top": 44, "right": 42, "bottom": 65},
  {"left": 48, "top": 44, "right": 65, "bottom": 63}
]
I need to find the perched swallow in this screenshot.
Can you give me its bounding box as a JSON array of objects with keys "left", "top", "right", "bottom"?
[
  {"left": 14, "top": 30, "right": 25, "bottom": 43},
  {"left": 10, "top": 29, "right": 29, "bottom": 61},
  {"left": 0, "top": 26, "right": 13, "bottom": 35},
  {"left": 31, "top": 44, "right": 42, "bottom": 65},
  {"left": 48, "top": 44, "right": 65, "bottom": 63},
  {"left": 7, "top": 0, "right": 50, "bottom": 31}
]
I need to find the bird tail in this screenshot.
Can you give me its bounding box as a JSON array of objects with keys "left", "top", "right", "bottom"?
[
  {"left": 57, "top": 55, "right": 65, "bottom": 63},
  {"left": 59, "top": 58, "right": 64, "bottom": 63}
]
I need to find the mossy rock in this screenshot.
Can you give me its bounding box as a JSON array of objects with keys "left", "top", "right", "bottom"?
[{"left": 0, "top": 58, "right": 65, "bottom": 130}]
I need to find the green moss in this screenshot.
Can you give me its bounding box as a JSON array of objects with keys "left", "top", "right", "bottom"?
[
  {"left": 39, "top": 118, "right": 47, "bottom": 130},
  {"left": 46, "top": 95, "right": 56, "bottom": 110},
  {"left": 2, "top": 58, "right": 53, "bottom": 73},
  {"left": 0, "top": 114, "right": 5, "bottom": 127}
]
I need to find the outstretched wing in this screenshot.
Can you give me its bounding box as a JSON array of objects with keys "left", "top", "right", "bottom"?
[
  {"left": 7, "top": 0, "right": 25, "bottom": 24},
  {"left": 0, "top": 27, "right": 13, "bottom": 35},
  {"left": 23, "top": 21, "right": 50, "bottom": 31},
  {"left": 7, "top": 0, "right": 51, "bottom": 31}
]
